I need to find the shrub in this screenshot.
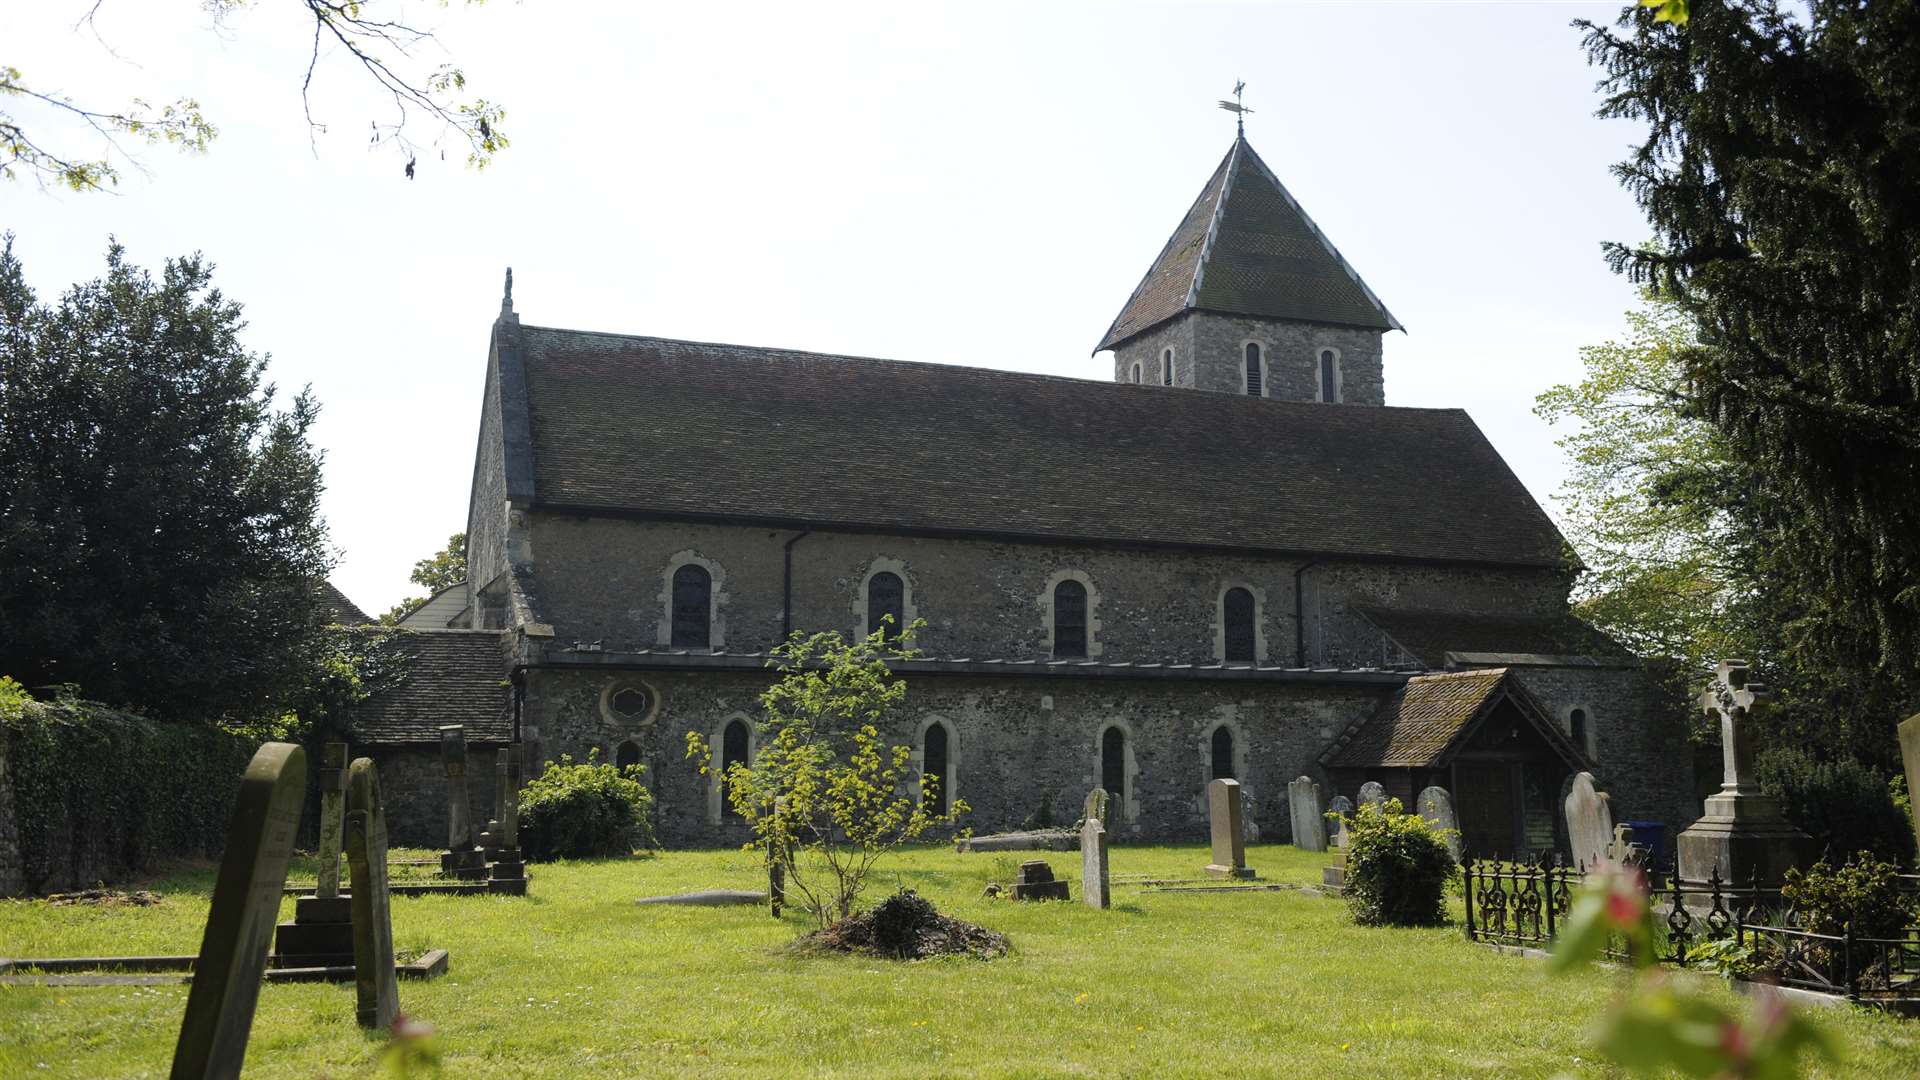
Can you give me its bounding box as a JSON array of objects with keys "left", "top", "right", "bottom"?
[
  {"left": 1344, "top": 797, "right": 1458, "bottom": 927},
  {"left": 1781, "top": 851, "right": 1917, "bottom": 983},
  {"left": 1753, "top": 747, "right": 1914, "bottom": 863},
  {"left": 517, "top": 753, "right": 656, "bottom": 861}
]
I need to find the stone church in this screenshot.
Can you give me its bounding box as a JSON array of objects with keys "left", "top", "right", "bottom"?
[{"left": 354, "top": 133, "right": 1696, "bottom": 852}]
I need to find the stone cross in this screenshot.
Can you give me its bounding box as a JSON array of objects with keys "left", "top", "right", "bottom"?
[
  {"left": 314, "top": 742, "right": 349, "bottom": 900},
  {"left": 1357, "top": 781, "right": 1385, "bottom": 809},
  {"left": 1286, "top": 776, "right": 1326, "bottom": 853},
  {"left": 500, "top": 743, "right": 523, "bottom": 849},
  {"left": 1900, "top": 714, "right": 1920, "bottom": 858},
  {"left": 1204, "top": 778, "right": 1255, "bottom": 879},
  {"left": 1698, "top": 659, "right": 1776, "bottom": 812},
  {"left": 171, "top": 743, "right": 307, "bottom": 1080},
  {"left": 1417, "top": 786, "right": 1461, "bottom": 863},
  {"left": 344, "top": 757, "right": 399, "bottom": 1030},
  {"left": 1080, "top": 817, "right": 1109, "bottom": 909},
  {"left": 440, "top": 725, "right": 474, "bottom": 851},
  {"left": 1563, "top": 771, "right": 1614, "bottom": 869},
  {"left": 1327, "top": 795, "right": 1354, "bottom": 847}
]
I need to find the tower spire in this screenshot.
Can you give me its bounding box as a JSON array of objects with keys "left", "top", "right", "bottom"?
[
  {"left": 1217, "top": 80, "right": 1252, "bottom": 138},
  {"left": 501, "top": 266, "right": 515, "bottom": 316}
]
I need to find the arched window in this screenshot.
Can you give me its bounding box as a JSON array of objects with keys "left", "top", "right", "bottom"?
[
  {"left": 1244, "top": 342, "right": 1264, "bottom": 397},
  {"left": 1210, "top": 726, "right": 1234, "bottom": 780},
  {"left": 1101, "top": 726, "right": 1126, "bottom": 804},
  {"left": 1318, "top": 348, "right": 1341, "bottom": 403},
  {"left": 720, "top": 719, "right": 749, "bottom": 820},
  {"left": 1162, "top": 348, "right": 1174, "bottom": 386},
  {"left": 615, "top": 740, "right": 641, "bottom": 771},
  {"left": 867, "top": 571, "right": 905, "bottom": 641},
  {"left": 1053, "top": 579, "right": 1088, "bottom": 659},
  {"left": 1223, "top": 587, "right": 1256, "bottom": 663},
  {"left": 922, "top": 722, "right": 950, "bottom": 815},
  {"left": 1130, "top": 362, "right": 1142, "bottom": 384},
  {"left": 671, "top": 563, "right": 711, "bottom": 649},
  {"left": 1570, "top": 708, "right": 1589, "bottom": 753}
]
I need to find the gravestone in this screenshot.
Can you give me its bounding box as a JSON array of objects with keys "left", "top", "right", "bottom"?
[
  {"left": 1083, "top": 787, "right": 1109, "bottom": 827},
  {"left": 273, "top": 743, "right": 353, "bottom": 967},
  {"left": 171, "top": 742, "right": 307, "bottom": 1079},
  {"left": 1417, "top": 786, "right": 1462, "bottom": 863},
  {"left": 438, "top": 726, "right": 487, "bottom": 880},
  {"left": 1357, "top": 781, "right": 1385, "bottom": 809},
  {"left": 1327, "top": 795, "right": 1354, "bottom": 848},
  {"left": 1080, "top": 817, "right": 1109, "bottom": 910},
  {"left": 1286, "top": 776, "right": 1326, "bottom": 853},
  {"left": 343, "top": 758, "right": 398, "bottom": 1030},
  {"left": 1675, "top": 660, "right": 1813, "bottom": 888},
  {"left": 1204, "top": 778, "right": 1255, "bottom": 879},
  {"left": 1011, "top": 859, "right": 1069, "bottom": 901},
  {"left": 486, "top": 746, "right": 527, "bottom": 895},
  {"left": 1563, "top": 771, "right": 1614, "bottom": 869},
  {"left": 1901, "top": 714, "right": 1920, "bottom": 858}
]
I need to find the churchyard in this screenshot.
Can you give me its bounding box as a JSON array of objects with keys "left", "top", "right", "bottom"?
[{"left": 4, "top": 841, "right": 1912, "bottom": 1078}]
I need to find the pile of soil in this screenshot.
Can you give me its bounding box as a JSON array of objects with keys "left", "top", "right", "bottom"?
[
  {"left": 43, "top": 888, "right": 162, "bottom": 907},
  {"left": 806, "top": 889, "right": 1009, "bottom": 960}
]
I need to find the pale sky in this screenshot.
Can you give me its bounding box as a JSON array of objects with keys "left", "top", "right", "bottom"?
[{"left": 5, "top": 1, "right": 1650, "bottom": 615}]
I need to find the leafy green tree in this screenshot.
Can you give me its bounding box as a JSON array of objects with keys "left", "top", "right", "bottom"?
[
  {"left": 1578, "top": 1, "right": 1920, "bottom": 687},
  {"left": 4, "top": 1, "right": 507, "bottom": 191},
  {"left": 687, "top": 622, "right": 967, "bottom": 927},
  {"left": 382, "top": 532, "right": 466, "bottom": 623},
  {"left": 0, "top": 236, "right": 334, "bottom": 725}
]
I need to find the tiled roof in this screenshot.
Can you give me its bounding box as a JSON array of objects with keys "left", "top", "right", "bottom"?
[
  {"left": 1320, "top": 668, "right": 1587, "bottom": 770},
  {"left": 1096, "top": 136, "right": 1399, "bottom": 351},
  {"left": 349, "top": 629, "right": 512, "bottom": 746},
  {"left": 1358, "top": 608, "right": 1632, "bottom": 668},
  {"left": 321, "top": 582, "right": 373, "bottom": 625},
  {"left": 511, "top": 327, "right": 1571, "bottom": 568}
]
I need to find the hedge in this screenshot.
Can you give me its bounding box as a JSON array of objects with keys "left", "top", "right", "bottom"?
[{"left": 1, "top": 681, "right": 259, "bottom": 895}]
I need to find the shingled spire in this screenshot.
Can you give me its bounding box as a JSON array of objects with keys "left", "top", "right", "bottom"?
[{"left": 1096, "top": 135, "right": 1400, "bottom": 354}]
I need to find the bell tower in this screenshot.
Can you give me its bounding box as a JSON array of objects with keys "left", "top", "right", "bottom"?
[{"left": 1097, "top": 134, "right": 1400, "bottom": 405}]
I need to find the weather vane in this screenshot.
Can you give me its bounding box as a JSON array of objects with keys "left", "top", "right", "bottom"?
[{"left": 1217, "top": 80, "right": 1252, "bottom": 137}]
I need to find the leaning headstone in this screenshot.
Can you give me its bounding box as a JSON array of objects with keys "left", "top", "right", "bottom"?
[
  {"left": 438, "top": 726, "right": 487, "bottom": 880},
  {"left": 1357, "top": 781, "right": 1386, "bottom": 809},
  {"left": 1287, "top": 776, "right": 1327, "bottom": 853},
  {"left": 1204, "top": 778, "right": 1255, "bottom": 879},
  {"left": 344, "top": 758, "right": 398, "bottom": 1030},
  {"left": 1417, "top": 786, "right": 1461, "bottom": 863},
  {"left": 273, "top": 743, "right": 353, "bottom": 967},
  {"left": 1564, "top": 771, "right": 1614, "bottom": 869},
  {"left": 1080, "top": 818, "right": 1109, "bottom": 910},
  {"left": 1011, "top": 860, "right": 1070, "bottom": 901},
  {"left": 171, "top": 742, "right": 307, "bottom": 1079},
  {"left": 1327, "top": 795, "right": 1354, "bottom": 847},
  {"left": 1900, "top": 713, "right": 1920, "bottom": 858},
  {"left": 1083, "top": 787, "right": 1109, "bottom": 827}
]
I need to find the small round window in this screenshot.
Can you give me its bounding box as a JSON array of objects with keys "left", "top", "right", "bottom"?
[{"left": 611, "top": 687, "right": 651, "bottom": 719}]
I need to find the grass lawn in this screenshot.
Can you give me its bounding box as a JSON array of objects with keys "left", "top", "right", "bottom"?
[{"left": 3, "top": 843, "right": 1918, "bottom": 1078}]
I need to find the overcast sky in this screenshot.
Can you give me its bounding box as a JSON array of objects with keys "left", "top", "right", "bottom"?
[{"left": 6, "top": 1, "right": 1652, "bottom": 614}]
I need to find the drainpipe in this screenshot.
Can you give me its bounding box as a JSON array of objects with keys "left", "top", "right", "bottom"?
[
  {"left": 782, "top": 531, "right": 812, "bottom": 641},
  {"left": 1294, "top": 560, "right": 1322, "bottom": 667}
]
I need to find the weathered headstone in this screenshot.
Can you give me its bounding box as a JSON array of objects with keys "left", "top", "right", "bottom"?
[
  {"left": 486, "top": 746, "right": 527, "bottom": 896},
  {"left": 1900, "top": 713, "right": 1920, "bottom": 858},
  {"left": 439, "top": 725, "right": 487, "bottom": 880},
  {"left": 1080, "top": 817, "right": 1109, "bottom": 910},
  {"left": 274, "top": 743, "right": 353, "bottom": 967},
  {"left": 1011, "top": 859, "right": 1070, "bottom": 901},
  {"left": 344, "top": 758, "right": 398, "bottom": 1030},
  {"left": 1417, "top": 785, "right": 1461, "bottom": 863},
  {"left": 1327, "top": 795, "right": 1354, "bottom": 848},
  {"left": 1204, "top": 778, "right": 1255, "bottom": 879},
  {"left": 171, "top": 742, "right": 307, "bottom": 1080},
  {"left": 1286, "top": 776, "right": 1327, "bottom": 853},
  {"left": 1675, "top": 660, "right": 1813, "bottom": 888},
  {"left": 1563, "top": 771, "right": 1614, "bottom": 869},
  {"left": 1083, "top": 787, "right": 1109, "bottom": 827},
  {"left": 1357, "top": 781, "right": 1385, "bottom": 808}
]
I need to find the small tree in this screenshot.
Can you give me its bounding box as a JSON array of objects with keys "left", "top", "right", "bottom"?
[{"left": 687, "top": 621, "right": 966, "bottom": 927}]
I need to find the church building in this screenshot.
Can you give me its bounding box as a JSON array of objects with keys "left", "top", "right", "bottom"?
[{"left": 355, "top": 133, "right": 1696, "bottom": 853}]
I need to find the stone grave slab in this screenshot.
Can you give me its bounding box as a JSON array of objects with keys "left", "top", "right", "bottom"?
[
  {"left": 345, "top": 757, "right": 399, "bottom": 1030},
  {"left": 1327, "top": 795, "right": 1354, "bottom": 848},
  {"left": 1564, "top": 771, "right": 1614, "bottom": 869},
  {"left": 1011, "top": 860, "right": 1069, "bottom": 901},
  {"left": 1357, "top": 781, "right": 1385, "bottom": 808},
  {"left": 170, "top": 742, "right": 306, "bottom": 1080},
  {"left": 1204, "top": 778, "right": 1255, "bottom": 879},
  {"left": 1080, "top": 818, "right": 1109, "bottom": 910},
  {"left": 275, "top": 742, "right": 353, "bottom": 967},
  {"left": 954, "top": 829, "right": 1077, "bottom": 853},
  {"left": 439, "top": 725, "right": 488, "bottom": 880},
  {"left": 635, "top": 890, "right": 766, "bottom": 906},
  {"left": 1287, "top": 776, "right": 1326, "bottom": 853},
  {"left": 1416, "top": 785, "right": 1461, "bottom": 863}
]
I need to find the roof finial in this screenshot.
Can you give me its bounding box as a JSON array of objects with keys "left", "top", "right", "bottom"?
[
  {"left": 501, "top": 266, "right": 514, "bottom": 315},
  {"left": 1217, "top": 80, "right": 1252, "bottom": 138}
]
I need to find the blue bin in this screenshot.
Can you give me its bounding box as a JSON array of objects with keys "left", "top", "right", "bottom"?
[{"left": 1622, "top": 820, "right": 1667, "bottom": 858}]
